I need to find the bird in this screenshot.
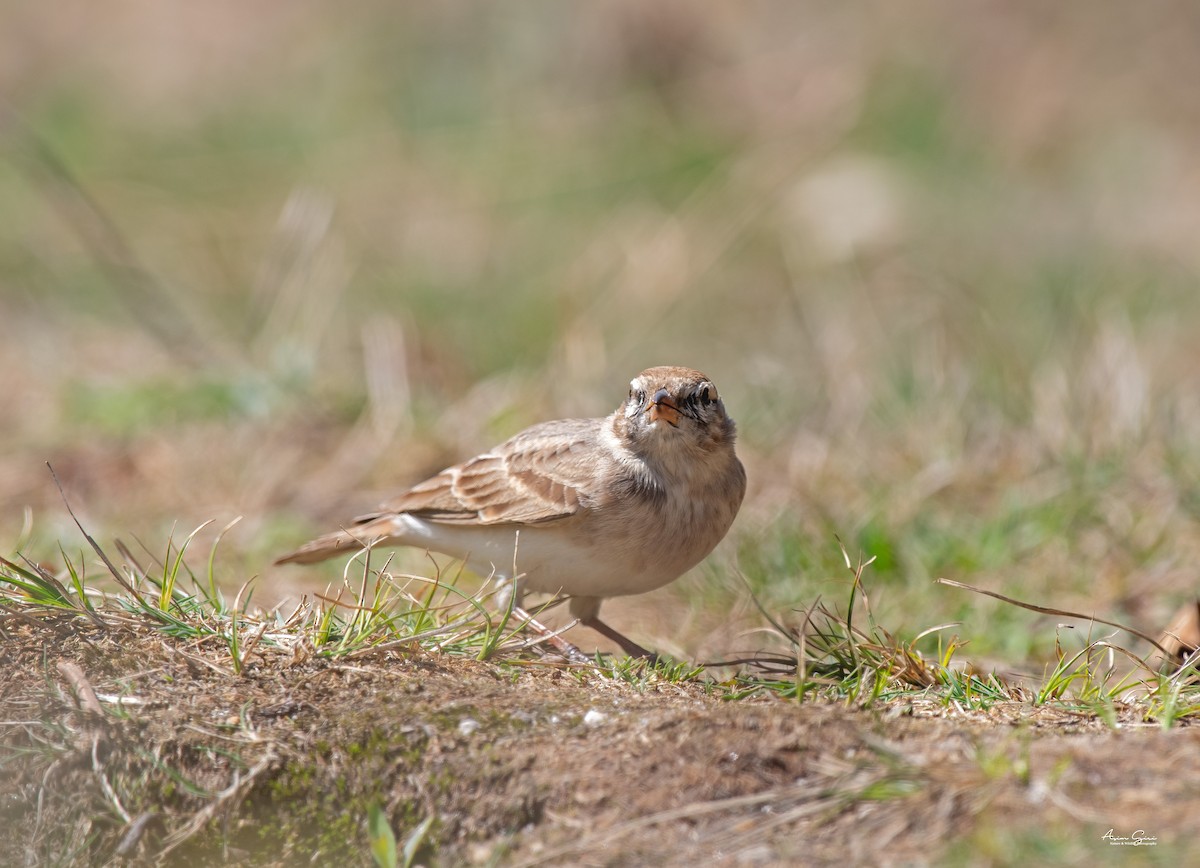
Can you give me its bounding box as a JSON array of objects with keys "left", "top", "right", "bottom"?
[{"left": 275, "top": 365, "right": 746, "bottom": 660}]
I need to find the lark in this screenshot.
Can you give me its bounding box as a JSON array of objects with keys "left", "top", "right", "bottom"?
[{"left": 276, "top": 366, "right": 746, "bottom": 659}]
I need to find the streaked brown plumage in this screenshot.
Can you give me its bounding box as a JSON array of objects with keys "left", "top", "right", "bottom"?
[{"left": 275, "top": 366, "right": 746, "bottom": 657}]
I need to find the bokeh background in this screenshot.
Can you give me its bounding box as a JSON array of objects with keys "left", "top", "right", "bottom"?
[{"left": 4, "top": 1, "right": 1200, "bottom": 662}]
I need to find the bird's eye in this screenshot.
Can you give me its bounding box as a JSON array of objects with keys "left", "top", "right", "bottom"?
[{"left": 698, "top": 384, "right": 716, "bottom": 406}]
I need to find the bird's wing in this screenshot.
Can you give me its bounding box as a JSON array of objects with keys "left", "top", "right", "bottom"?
[{"left": 360, "top": 418, "right": 607, "bottom": 527}]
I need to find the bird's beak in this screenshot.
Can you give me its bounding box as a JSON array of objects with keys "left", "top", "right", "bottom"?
[{"left": 646, "top": 388, "right": 680, "bottom": 427}]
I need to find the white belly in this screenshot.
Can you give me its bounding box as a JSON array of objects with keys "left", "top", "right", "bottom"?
[{"left": 384, "top": 513, "right": 684, "bottom": 600}]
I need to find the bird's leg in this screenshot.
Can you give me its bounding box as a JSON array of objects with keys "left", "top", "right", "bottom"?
[
  {"left": 496, "top": 577, "right": 588, "bottom": 663},
  {"left": 512, "top": 605, "right": 591, "bottom": 664},
  {"left": 581, "top": 616, "right": 659, "bottom": 662}
]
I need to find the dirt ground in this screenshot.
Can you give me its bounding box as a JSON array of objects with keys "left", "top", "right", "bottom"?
[{"left": 2, "top": 615, "right": 1195, "bottom": 867}]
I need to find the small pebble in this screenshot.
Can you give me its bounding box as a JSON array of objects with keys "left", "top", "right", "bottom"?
[
  {"left": 735, "top": 844, "right": 775, "bottom": 865},
  {"left": 458, "top": 717, "right": 480, "bottom": 737},
  {"left": 583, "top": 709, "right": 607, "bottom": 727}
]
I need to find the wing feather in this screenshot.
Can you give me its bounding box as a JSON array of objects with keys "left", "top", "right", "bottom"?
[{"left": 366, "top": 418, "right": 603, "bottom": 527}]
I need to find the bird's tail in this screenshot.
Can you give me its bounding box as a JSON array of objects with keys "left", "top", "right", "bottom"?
[{"left": 273, "top": 515, "right": 395, "bottom": 566}]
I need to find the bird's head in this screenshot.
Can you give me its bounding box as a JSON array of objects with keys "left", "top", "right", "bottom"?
[{"left": 616, "top": 366, "right": 737, "bottom": 458}]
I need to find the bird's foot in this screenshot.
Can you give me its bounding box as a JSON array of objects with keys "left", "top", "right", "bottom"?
[
  {"left": 512, "top": 606, "right": 592, "bottom": 664},
  {"left": 581, "top": 616, "right": 659, "bottom": 663}
]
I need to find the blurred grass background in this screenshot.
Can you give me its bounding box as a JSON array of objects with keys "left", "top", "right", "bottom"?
[{"left": 4, "top": 1, "right": 1200, "bottom": 662}]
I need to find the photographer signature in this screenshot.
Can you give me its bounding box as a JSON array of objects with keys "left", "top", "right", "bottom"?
[{"left": 1102, "top": 829, "right": 1157, "bottom": 846}]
